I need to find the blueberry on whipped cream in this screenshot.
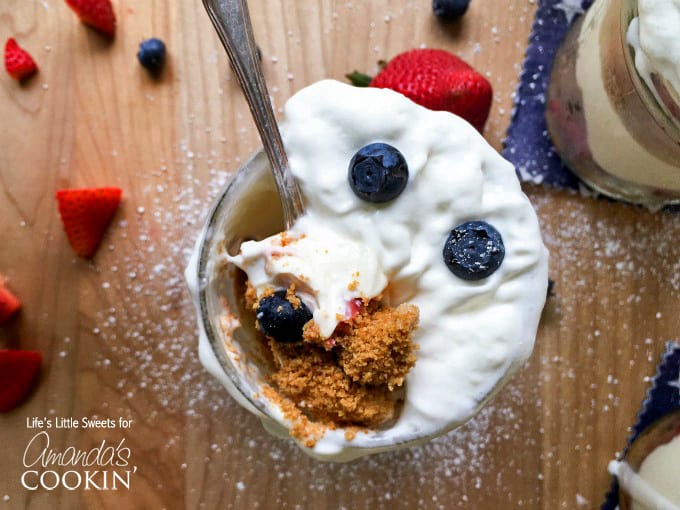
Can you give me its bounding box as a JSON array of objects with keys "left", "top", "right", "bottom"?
[
  {"left": 348, "top": 143, "right": 409, "bottom": 203},
  {"left": 443, "top": 221, "right": 505, "bottom": 280}
]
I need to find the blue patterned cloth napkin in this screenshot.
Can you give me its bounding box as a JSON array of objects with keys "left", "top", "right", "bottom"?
[
  {"left": 506, "top": 4, "right": 680, "bottom": 506},
  {"left": 502, "top": 0, "right": 593, "bottom": 189}
]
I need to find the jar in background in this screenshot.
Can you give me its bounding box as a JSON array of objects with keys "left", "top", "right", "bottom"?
[
  {"left": 616, "top": 410, "right": 680, "bottom": 509},
  {"left": 546, "top": 0, "right": 680, "bottom": 208}
]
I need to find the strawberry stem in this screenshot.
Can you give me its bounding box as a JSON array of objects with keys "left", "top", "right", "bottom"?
[{"left": 345, "top": 71, "right": 373, "bottom": 87}]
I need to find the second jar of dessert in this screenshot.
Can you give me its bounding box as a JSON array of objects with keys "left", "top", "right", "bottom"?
[{"left": 546, "top": 0, "right": 680, "bottom": 208}]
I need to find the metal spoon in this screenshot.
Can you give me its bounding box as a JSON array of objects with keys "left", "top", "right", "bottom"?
[{"left": 202, "top": 0, "right": 305, "bottom": 229}]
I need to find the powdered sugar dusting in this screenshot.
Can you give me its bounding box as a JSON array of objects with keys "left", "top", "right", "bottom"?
[
  {"left": 84, "top": 105, "right": 680, "bottom": 510},
  {"left": 75, "top": 0, "right": 680, "bottom": 504},
  {"left": 189, "top": 379, "right": 544, "bottom": 509},
  {"left": 84, "top": 142, "right": 547, "bottom": 506},
  {"left": 89, "top": 141, "right": 234, "bottom": 416},
  {"left": 189, "top": 188, "right": 680, "bottom": 508}
]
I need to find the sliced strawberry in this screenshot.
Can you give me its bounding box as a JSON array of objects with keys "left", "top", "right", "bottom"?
[
  {"left": 56, "top": 187, "right": 122, "bottom": 259},
  {"left": 64, "top": 0, "right": 116, "bottom": 38},
  {"left": 4, "top": 38, "right": 38, "bottom": 81},
  {"left": 345, "top": 298, "right": 364, "bottom": 319},
  {"left": 0, "top": 276, "right": 21, "bottom": 324},
  {"left": 0, "top": 350, "right": 42, "bottom": 413}
]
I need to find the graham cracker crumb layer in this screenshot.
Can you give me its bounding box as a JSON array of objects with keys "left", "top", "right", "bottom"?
[{"left": 251, "top": 289, "right": 419, "bottom": 445}]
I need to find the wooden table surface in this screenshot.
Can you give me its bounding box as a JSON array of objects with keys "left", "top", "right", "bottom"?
[{"left": 1, "top": 0, "right": 679, "bottom": 508}]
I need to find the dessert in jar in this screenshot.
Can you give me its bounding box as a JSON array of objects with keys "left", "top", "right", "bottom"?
[
  {"left": 546, "top": 0, "right": 680, "bottom": 208},
  {"left": 186, "top": 80, "right": 549, "bottom": 461},
  {"left": 609, "top": 410, "right": 680, "bottom": 509}
]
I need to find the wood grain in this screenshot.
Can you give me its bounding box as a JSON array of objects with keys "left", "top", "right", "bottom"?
[{"left": 1, "top": 0, "right": 679, "bottom": 509}]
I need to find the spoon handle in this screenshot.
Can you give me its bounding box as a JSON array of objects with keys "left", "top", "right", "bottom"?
[{"left": 202, "top": 0, "right": 305, "bottom": 229}]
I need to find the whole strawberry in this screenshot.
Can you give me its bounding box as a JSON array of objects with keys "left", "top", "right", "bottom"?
[
  {"left": 4, "top": 38, "right": 38, "bottom": 81},
  {"left": 65, "top": 0, "right": 116, "bottom": 38},
  {"left": 349, "top": 49, "right": 492, "bottom": 132}
]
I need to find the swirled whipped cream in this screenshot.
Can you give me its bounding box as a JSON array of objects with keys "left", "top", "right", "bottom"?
[{"left": 211, "top": 80, "right": 548, "bottom": 460}]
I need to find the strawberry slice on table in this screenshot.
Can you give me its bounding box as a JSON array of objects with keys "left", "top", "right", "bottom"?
[
  {"left": 56, "top": 187, "right": 122, "bottom": 259},
  {"left": 348, "top": 48, "right": 493, "bottom": 132},
  {"left": 0, "top": 350, "right": 42, "bottom": 413},
  {"left": 4, "top": 38, "right": 38, "bottom": 81},
  {"left": 64, "top": 0, "right": 116, "bottom": 38},
  {"left": 0, "top": 277, "right": 21, "bottom": 325}
]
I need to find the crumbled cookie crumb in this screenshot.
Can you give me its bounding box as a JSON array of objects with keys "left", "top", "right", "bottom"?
[
  {"left": 260, "top": 298, "right": 419, "bottom": 444},
  {"left": 277, "top": 231, "right": 305, "bottom": 247},
  {"left": 302, "top": 320, "right": 327, "bottom": 348},
  {"left": 245, "top": 280, "right": 420, "bottom": 445},
  {"left": 270, "top": 340, "right": 395, "bottom": 427},
  {"left": 244, "top": 281, "right": 259, "bottom": 310},
  {"left": 337, "top": 303, "right": 419, "bottom": 389},
  {"left": 261, "top": 385, "right": 327, "bottom": 448},
  {"left": 285, "top": 285, "right": 301, "bottom": 309},
  {"left": 246, "top": 282, "right": 301, "bottom": 311}
]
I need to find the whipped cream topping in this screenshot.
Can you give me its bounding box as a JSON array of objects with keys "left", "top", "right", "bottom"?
[
  {"left": 202, "top": 80, "right": 548, "bottom": 460},
  {"left": 226, "top": 215, "right": 387, "bottom": 338},
  {"left": 627, "top": 0, "right": 680, "bottom": 120}
]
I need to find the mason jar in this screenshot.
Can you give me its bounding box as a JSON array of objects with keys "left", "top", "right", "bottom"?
[
  {"left": 615, "top": 410, "right": 680, "bottom": 509},
  {"left": 546, "top": 0, "right": 680, "bottom": 208}
]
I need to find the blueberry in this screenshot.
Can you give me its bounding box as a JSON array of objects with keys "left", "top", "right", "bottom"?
[
  {"left": 137, "top": 38, "right": 166, "bottom": 72},
  {"left": 433, "top": 0, "right": 471, "bottom": 20},
  {"left": 256, "top": 290, "right": 312, "bottom": 342},
  {"left": 443, "top": 221, "right": 505, "bottom": 280},
  {"left": 348, "top": 143, "right": 409, "bottom": 203}
]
